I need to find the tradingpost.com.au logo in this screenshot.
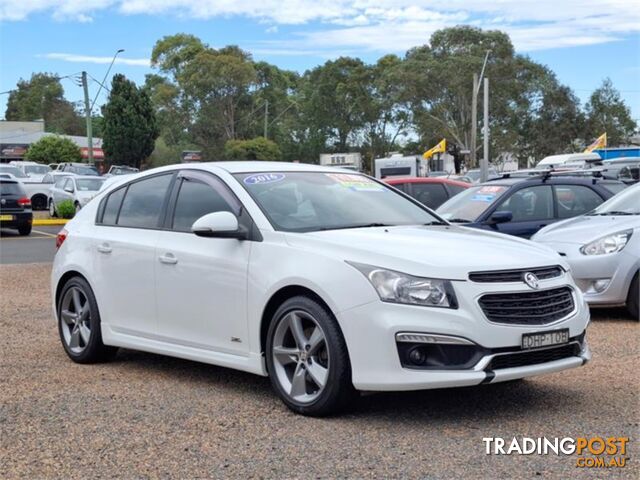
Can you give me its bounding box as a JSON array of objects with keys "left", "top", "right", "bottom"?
[{"left": 483, "top": 437, "right": 630, "bottom": 469}]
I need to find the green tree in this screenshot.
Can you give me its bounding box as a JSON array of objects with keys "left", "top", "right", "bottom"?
[
  {"left": 585, "top": 78, "right": 637, "bottom": 147},
  {"left": 102, "top": 74, "right": 159, "bottom": 168},
  {"left": 24, "top": 135, "right": 82, "bottom": 164},
  {"left": 224, "top": 137, "right": 281, "bottom": 161},
  {"left": 5, "top": 73, "right": 84, "bottom": 135}
]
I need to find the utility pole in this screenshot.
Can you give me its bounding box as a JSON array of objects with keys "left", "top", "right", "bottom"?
[
  {"left": 471, "top": 73, "right": 478, "bottom": 167},
  {"left": 264, "top": 100, "right": 269, "bottom": 139},
  {"left": 481, "top": 77, "right": 489, "bottom": 182},
  {"left": 81, "top": 71, "right": 93, "bottom": 164}
]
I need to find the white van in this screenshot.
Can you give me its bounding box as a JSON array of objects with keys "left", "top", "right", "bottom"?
[{"left": 535, "top": 152, "right": 601, "bottom": 169}]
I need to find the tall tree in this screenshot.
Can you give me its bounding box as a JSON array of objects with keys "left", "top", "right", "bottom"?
[
  {"left": 584, "top": 78, "right": 637, "bottom": 147},
  {"left": 5, "top": 73, "right": 84, "bottom": 135},
  {"left": 102, "top": 74, "right": 159, "bottom": 168}
]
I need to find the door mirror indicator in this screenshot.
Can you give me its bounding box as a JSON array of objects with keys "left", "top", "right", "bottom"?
[{"left": 191, "top": 211, "right": 246, "bottom": 239}]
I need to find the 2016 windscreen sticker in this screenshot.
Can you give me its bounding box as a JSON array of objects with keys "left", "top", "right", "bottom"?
[
  {"left": 244, "top": 173, "right": 286, "bottom": 185},
  {"left": 325, "top": 173, "right": 386, "bottom": 192}
]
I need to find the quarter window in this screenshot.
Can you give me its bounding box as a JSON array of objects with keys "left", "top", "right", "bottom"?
[
  {"left": 117, "top": 174, "right": 173, "bottom": 228},
  {"left": 101, "top": 187, "right": 126, "bottom": 225}
]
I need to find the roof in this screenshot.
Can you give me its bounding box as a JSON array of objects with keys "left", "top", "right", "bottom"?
[
  {"left": 384, "top": 177, "right": 470, "bottom": 187},
  {"left": 165, "top": 161, "right": 357, "bottom": 174}
]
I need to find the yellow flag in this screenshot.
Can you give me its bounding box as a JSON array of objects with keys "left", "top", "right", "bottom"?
[
  {"left": 584, "top": 133, "right": 607, "bottom": 153},
  {"left": 423, "top": 139, "right": 447, "bottom": 159}
]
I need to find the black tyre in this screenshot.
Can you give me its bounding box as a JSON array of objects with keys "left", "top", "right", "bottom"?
[
  {"left": 49, "top": 199, "right": 57, "bottom": 218},
  {"left": 627, "top": 272, "right": 639, "bottom": 320},
  {"left": 17, "top": 224, "right": 32, "bottom": 236},
  {"left": 265, "top": 295, "right": 356, "bottom": 416},
  {"left": 31, "top": 194, "right": 47, "bottom": 210},
  {"left": 57, "top": 276, "right": 118, "bottom": 363}
]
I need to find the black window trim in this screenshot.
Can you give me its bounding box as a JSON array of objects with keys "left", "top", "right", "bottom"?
[{"left": 95, "top": 171, "right": 177, "bottom": 230}]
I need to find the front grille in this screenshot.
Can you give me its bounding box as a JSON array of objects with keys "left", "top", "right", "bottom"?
[
  {"left": 487, "top": 343, "right": 580, "bottom": 370},
  {"left": 478, "top": 287, "right": 575, "bottom": 325},
  {"left": 469, "top": 266, "right": 563, "bottom": 283}
]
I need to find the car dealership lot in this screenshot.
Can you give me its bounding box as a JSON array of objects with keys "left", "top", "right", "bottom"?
[
  {"left": 0, "top": 225, "right": 59, "bottom": 264},
  {"left": 1, "top": 262, "right": 637, "bottom": 479}
]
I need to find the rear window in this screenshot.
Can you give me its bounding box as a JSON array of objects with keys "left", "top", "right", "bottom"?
[
  {"left": 0, "top": 181, "right": 25, "bottom": 196},
  {"left": 601, "top": 182, "right": 627, "bottom": 195}
]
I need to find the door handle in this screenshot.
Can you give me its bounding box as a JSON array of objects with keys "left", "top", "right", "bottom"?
[
  {"left": 158, "top": 253, "right": 178, "bottom": 265},
  {"left": 97, "top": 243, "right": 112, "bottom": 254}
]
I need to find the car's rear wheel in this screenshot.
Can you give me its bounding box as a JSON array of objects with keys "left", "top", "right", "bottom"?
[
  {"left": 57, "top": 276, "right": 117, "bottom": 363},
  {"left": 17, "top": 224, "right": 31, "bottom": 236},
  {"left": 265, "top": 295, "right": 356, "bottom": 416},
  {"left": 627, "top": 272, "right": 639, "bottom": 320},
  {"left": 49, "top": 199, "right": 57, "bottom": 218},
  {"left": 31, "top": 194, "right": 47, "bottom": 210}
]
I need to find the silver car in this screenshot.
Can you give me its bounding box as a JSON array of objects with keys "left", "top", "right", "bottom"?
[
  {"left": 48, "top": 175, "right": 105, "bottom": 216},
  {"left": 532, "top": 184, "right": 639, "bottom": 319}
]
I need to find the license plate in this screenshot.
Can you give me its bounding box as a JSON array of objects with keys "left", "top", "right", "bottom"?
[
  {"left": 0, "top": 214, "right": 14, "bottom": 221},
  {"left": 522, "top": 329, "right": 569, "bottom": 350}
]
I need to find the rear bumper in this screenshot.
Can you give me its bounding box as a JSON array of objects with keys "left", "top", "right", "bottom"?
[{"left": 0, "top": 212, "right": 33, "bottom": 228}]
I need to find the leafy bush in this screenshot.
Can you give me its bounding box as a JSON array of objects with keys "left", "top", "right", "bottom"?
[
  {"left": 56, "top": 200, "right": 76, "bottom": 219},
  {"left": 25, "top": 135, "right": 82, "bottom": 164},
  {"left": 224, "top": 137, "right": 281, "bottom": 161}
]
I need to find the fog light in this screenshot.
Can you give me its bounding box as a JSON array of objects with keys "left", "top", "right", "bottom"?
[
  {"left": 587, "top": 279, "right": 610, "bottom": 294},
  {"left": 408, "top": 347, "right": 426, "bottom": 365}
]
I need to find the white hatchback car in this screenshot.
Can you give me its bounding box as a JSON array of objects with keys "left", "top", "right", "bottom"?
[
  {"left": 52, "top": 162, "right": 591, "bottom": 416},
  {"left": 49, "top": 175, "right": 105, "bottom": 216}
]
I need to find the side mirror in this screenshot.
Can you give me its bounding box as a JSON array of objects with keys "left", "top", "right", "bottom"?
[
  {"left": 191, "top": 211, "right": 246, "bottom": 239},
  {"left": 64, "top": 185, "right": 74, "bottom": 193},
  {"left": 489, "top": 210, "right": 513, "bottom": 224}
]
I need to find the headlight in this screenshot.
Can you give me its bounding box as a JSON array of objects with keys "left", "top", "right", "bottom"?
[
  {"left": 580, "top": 230, "right": 632, "bottom": 255},
  {"left": 347, "top": 262, "right": 457, "bottom": 308}
]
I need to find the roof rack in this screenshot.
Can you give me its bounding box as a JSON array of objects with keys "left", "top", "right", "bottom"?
[{"left": 491, "top": 167, "right": 608, "bottom": 182}]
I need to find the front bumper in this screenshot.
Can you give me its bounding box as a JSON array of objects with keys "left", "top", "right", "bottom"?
[
  {"left": 535, "top": 241, "right": 637, "bottom": 306},
  {"left": 337, "top": 276, "right": 591, "bottom": 391}
]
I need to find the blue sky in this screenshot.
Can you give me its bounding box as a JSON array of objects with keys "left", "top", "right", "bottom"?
[{"left": 1, "top": 1, "right": 639, "bottom": 122}]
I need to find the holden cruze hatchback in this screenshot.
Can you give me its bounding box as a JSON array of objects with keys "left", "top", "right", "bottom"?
[{"left": 52, "top": 162, "right": 591, "bottom": 416}]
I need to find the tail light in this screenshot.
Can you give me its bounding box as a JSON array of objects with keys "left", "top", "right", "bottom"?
[
  {"left": 18, "top": 196, "right": 31, "bottom": 207},
  {"left": 56, "top": 229, "right": 68, "bottom": 249}
]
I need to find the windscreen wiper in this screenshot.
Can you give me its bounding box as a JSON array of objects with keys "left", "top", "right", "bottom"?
[
  {"left": 316, "top": 223, "right": 394, "bottom": 231},
  {"left": 423, "top": 220, "right": 449, "bottom": 226},
  {"left": 590, "top": 211, "right": 635, "bottom": 216},
  {"left": 444, "top": 218, "right": 471, "bottom": 223}
]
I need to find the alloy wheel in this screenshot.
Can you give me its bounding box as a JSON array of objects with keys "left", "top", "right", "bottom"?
[
  {"left": 271, "top": 310, "right": 330, "bottom": 404},
  {"left": 60, "top": 286, "right": 92, "bottom": 354}
]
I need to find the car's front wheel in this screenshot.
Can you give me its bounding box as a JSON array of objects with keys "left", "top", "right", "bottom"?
[
  {"left": 49, "top": 199, "right": 57, "bottom": 218},
  {"left": 627, "top": 272, "right": 639, "bottom": 320},
  {"left": 266, "top": 295, "right": 356, "bottom": 416},
  {"left": 57, "top": 276, "right": 117, "bottom": 363}
]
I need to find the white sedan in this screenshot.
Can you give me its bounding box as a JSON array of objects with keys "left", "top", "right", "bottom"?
[
  {"left": 48, "top": 175, "right": 105, "bottom": 216},
  {"left": 51, "top": 162, "right": 591, "bottom": 416}
]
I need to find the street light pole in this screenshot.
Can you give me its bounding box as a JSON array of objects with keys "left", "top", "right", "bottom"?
[
  {"left": 81, "top": 72, "right": 94, "bottom": 164},
  {"left": 481, "top": 77, "right": 490, "bottom": 182}
]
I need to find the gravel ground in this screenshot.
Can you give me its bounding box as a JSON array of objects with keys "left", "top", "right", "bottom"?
[{"left": 1, "top": 263, "right": 638, "bottom": 479}]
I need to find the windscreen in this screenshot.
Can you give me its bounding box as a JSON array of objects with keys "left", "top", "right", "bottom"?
[
  {"left": 437, "top": 185, "right": 509, "bottom": 222},
  {"left": 235, "top": 171, "right": 441, "bottom": 232}
]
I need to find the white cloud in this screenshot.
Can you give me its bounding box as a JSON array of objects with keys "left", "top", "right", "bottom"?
[
  {"left": 42, "top": 52, "right": 150, "bottom": 66},
  {"left": 2, "top": 1, "right": 639, "bottom": 55}
]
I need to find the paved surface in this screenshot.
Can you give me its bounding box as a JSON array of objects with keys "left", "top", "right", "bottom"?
[
  {"left": 0, "top": 225, "right": 60, "bottom": 264},
  {"left": 1, "top": 263, "right": 638, "bottom": 479}
]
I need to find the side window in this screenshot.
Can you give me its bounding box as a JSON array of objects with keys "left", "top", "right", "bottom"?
[
  {"left": 391, "top": 183, "right": 407, "bottom": 193},
  {"left": 54, "top": 177, "right": 67, "bottom": 188},
  {"left": 555, "top": 185, "right": 603, "bottom": 218},
  {"left": 495, "top": 185, "right": 553, "bottom": 222},
  {"left": 101, "top": 187, "right": 126, "bottom": 225},
  {"left": 63, "top": 178, "right": 73, "bottom": 191},
  {"left": 171, "top": 176, "right": 236, "bottom": 232},
  {"left": 410, "top": 183, "right": 448, "bottom": 209},
  {"left": 117, "top": 174, "right": 173, "bottom": 228},
  {"left": 447, "top": 184, "right": 467, "bottom": 196}
]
